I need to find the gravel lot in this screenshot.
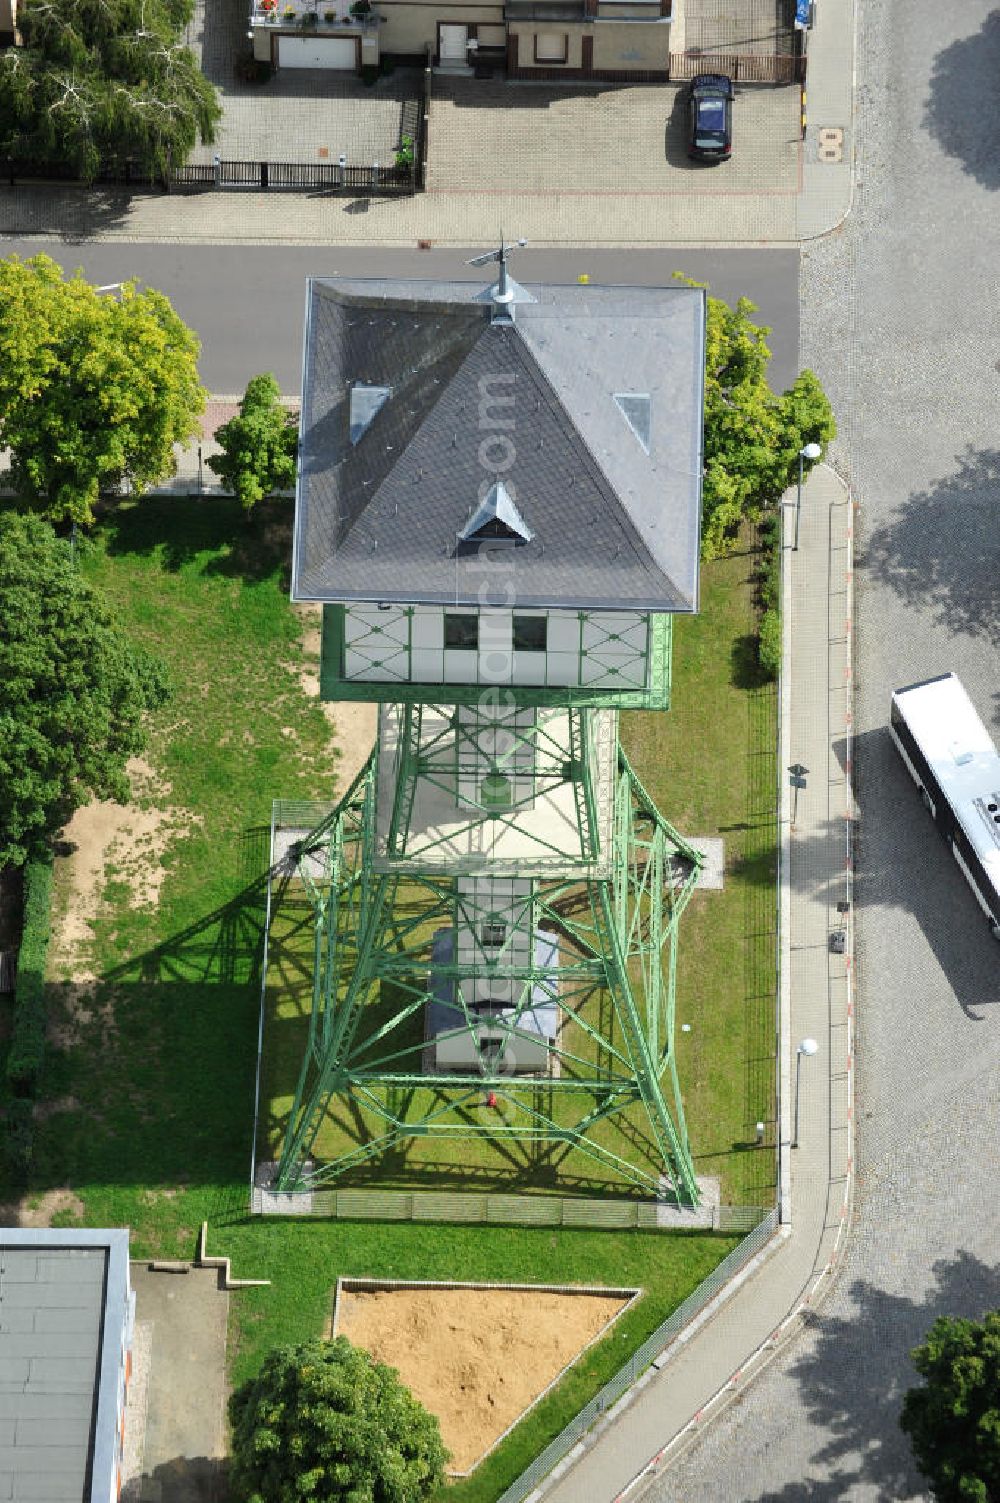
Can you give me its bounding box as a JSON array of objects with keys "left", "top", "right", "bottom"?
[{"left": 648, "top": 1, "right": 1000, "bottom": 1498}]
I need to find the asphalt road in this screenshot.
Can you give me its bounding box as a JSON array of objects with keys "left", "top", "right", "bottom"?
[
  {"left": 649, "top": 1, "right": 1000, "bottom": 1499},
  {"left": 0, "top": 241, "right": 799, "bottom": 395}
]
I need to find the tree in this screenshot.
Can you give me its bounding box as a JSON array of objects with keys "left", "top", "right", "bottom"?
[
  {"left": 228, "top": 1336, "right": 449, "bottom": 1503},
  {"left": 0, "top": 0, "right": 220, "bottom": 183},
  {"left": 208, "top": 374, "right": 298, "bottom": 511},
  {"left": 900, "top": 1311, "right": 1000, "bottom": 1503},
  {"left": 0, "top": 513, "right": 169, "bottom": 867},
  {"left": 0, "top": 254, "right": 206, "bottom": 526},
  {"left": 686, "top": 279, "right": 837, "bottom": 559}
]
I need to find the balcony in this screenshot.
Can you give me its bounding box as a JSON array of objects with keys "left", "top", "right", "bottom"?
[
  {"left": 251, "top": 0, "right": 379, "bottom": 30},
  {"left": 503, "top": 0, "right": 586, "bottom": 19}
]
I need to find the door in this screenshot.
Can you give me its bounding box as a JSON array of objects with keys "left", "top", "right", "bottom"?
[
  {"left": 279, "top": 34, "right": 356, "bottom": 68},
  {"left": 439, "top": 23, "right": 468, "bottom": 62}
]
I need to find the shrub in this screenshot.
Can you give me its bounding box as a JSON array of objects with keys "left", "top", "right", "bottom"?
[
  {"left": 229, "top": 1336, "right": 449, "bottom": 1503},
  {"left": 207, "top": 374, "right": 297, "bottom": 512},
  {"left": 758, "top": 609, "right": 781, "bottom": 681},
  {"left": 7, "top": 856, "right": 53, "bottom": 1098},
  {"left": 758, "top": 550, "right": 780, "bottom": 613}
]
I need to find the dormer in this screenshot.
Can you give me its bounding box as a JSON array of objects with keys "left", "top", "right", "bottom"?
[{"left": 458, "top": 480, "right": 533, "bottom": 548}]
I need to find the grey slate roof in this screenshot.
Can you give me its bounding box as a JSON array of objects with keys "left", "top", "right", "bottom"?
[
  {"left": 293, "top": 277, "right": 706, "bottom": 613},
  {"left": 0, "top": 1230, "right": 131, "bottom": 1503}
]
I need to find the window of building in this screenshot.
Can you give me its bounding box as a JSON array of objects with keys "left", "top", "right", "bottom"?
[
  {"left": 513, "top": 615, "right": 547, "bottom": 652},
  {"left": 445, "top": 613, "right": 479, "bottom": 650},
  {"left": 534, "top": 30, "right": 568, "bottom": 62},
  {"left": 481, "top": 919, "right": 506, "bottom": 948}
]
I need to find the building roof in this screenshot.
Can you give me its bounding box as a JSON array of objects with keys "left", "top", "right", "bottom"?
[
  {"left": 0, "top": 1229, "right": 131, "bottom": 1503},
  {"left": 293, "top": 276, "right": 706, "bottom": 613}
]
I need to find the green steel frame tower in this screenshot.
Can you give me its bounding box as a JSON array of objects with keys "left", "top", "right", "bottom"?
[{"left": 270, "top": 253, "right": 708, "bottom": 1206}]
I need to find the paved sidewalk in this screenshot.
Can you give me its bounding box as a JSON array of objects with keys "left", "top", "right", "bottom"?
[
  {"left": 538, "top": 466, "right": 855, "bottom": 1503},
  {"left": 0, "top": 0, "right": 853, "bottom": 245}
]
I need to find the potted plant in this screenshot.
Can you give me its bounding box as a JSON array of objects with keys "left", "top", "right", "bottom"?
[
  {"left": 301, "top": 9, "right": 318, "bottom": 24},
  {"left": 323, "top": 8, "right": 336, "bottom": 20},
  {"left": 282, "top": 5, "right": 296, "bottom": 20},
  {"left": 394, "top": 133, "right": 414, "bottom": 170},
  {"left": 349, "top": 0, "right": 370, "bottom": 18}
]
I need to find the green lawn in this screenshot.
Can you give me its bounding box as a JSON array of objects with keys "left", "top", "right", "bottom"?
[
  {"left": 6, "top": 499, "right": 774, "bottom": 1501},
  {"left": 622, "top": 537, "right": 778, "bottom": 1206}
]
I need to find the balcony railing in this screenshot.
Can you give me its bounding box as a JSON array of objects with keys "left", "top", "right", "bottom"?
[{"left": 251, "top": 0, "right": 379, "bottom": 29}]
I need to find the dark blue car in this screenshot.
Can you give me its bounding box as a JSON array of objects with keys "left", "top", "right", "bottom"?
[{"left": 687, "top": 73, "right": 734, "bottom": 162}]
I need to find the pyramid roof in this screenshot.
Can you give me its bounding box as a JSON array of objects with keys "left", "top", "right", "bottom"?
[{"left": 292, "top": 276, "right": 706, "bottom": 612}]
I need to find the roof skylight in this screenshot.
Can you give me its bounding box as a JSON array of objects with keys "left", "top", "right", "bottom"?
[
  {"left": 613, "top": 392, "right": 651, "bottom": 454},
  {"left": 349, "top": 383, "right": 391, "bottom": 445}
]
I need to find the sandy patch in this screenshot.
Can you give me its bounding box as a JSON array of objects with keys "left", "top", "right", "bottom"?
[
  {"left": 294, "top": 604, "right": 376, "bottom": 800},
  {"left": 49, "top": 757, "right": 198, "bottom": 982},
  {"left": 0, "top": 1187, "right": 85, "bottom": 1228},
  {"left": 335, "top": 1284, "right": 633, "bottom": 1472}
]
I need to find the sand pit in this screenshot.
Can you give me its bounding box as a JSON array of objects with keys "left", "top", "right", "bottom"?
[{"left": 334, "top": 1279, "right": 638, "bottom": 1473}]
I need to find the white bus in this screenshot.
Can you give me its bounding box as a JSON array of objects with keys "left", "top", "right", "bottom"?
[{"left": 890, "top": 672, "right": 1000, "bottom": 941}]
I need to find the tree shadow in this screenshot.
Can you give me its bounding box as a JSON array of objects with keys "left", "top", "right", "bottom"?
[
  {"left": 0, "top": 183, "right": 137, "bottom": 241},
  {"left": 731, "top": 632, "right": 770, "bottom": 690},
  {"left": 924, "top": 11, "right": 1000, "bottom": 189},
  {"left": 746, "top": 1249, "right": 1000, "bottom": 1500},
  {"left": 126, "top": 1454, "right": 228, "bottom": 1503},
  {"left": 862, "top": 447, "right": 1000, "bottom": 651},
  {"left": 97, "top": 494, "right": 293, "bottom": 585}
]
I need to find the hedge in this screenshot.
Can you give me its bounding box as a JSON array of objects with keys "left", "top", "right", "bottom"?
[
  {"left": 7, "top": 856, "right": 53, "bottom": 1098},
  {"left": 758, "top": 608, "right": 781, "bottom": 681}
]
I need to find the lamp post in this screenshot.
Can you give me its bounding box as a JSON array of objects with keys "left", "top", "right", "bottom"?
[
  {"left": 792, "top": 1037, "right": 818, "bottom": 1148},
  {"left": 794, "top": 442, "right": 823, "bottom": 551}
]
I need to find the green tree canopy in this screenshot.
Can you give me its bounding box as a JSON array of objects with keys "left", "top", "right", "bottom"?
[
  {"left": 900, "top": 1311, "right": 1000, "bottom": 1503},
  {"left": 229, "top": 1336, "right": 449, "bottom": 1503},
  {"left": 693, "top": 281, "right": 836, "bottom": 559},
  {"left": 0, "top": 512, "right": 169, "bottom": 868},
  {"left": 208, "top": 374, "right": 298, "bottom": 511},
  {"left": 0, "top": 253, "right": 206, "bottom": 526},
  {"left": 0, "top": 0, "right": 220, "bottom": 181}
]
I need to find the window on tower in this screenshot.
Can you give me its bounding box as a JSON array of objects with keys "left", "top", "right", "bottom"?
[
  {"left": 444, "top": 613, "right": 479, "bottom": 650},
  {"left": 513, "top": 615, "right": 547, "bottom": 652}
]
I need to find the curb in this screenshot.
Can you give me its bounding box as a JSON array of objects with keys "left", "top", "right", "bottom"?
[
  {"left": 608, "top": 467, "right": 857, "bottom": 1503},
  {"left": 196, "top": 1221, "right": 270, "bottom": 1289}
]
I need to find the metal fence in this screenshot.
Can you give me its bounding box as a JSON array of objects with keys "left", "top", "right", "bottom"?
[
  {"left": 3, "top": 154, "right": 417, "bottom": 196},
  {"left": 669, "top": 52, "right": 805, "bottom": 83},
  {"left": 169, "top": 157, "right": 416, "bottom": 193},
  {"left": 495, "top": 1206, "right": 780, "bottom": 1503},
  {"left": 252, "top": 1182, "right": 772, "bottom": 1232}
]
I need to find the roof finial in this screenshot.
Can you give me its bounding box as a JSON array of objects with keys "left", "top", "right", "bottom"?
[{"left": 466, "top": 233, "right": 530, "bottom": 324}]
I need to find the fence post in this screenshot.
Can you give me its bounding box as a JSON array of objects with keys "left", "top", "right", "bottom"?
[{"left": 261, "top": 160, "right": 269, "bottom": 189}]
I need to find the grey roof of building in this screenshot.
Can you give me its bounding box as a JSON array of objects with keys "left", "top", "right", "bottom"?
[
  {"left": 293, "top": 276, "right": 706, "bottom": 613},
  {"left": 0, "top": 1230, "right": 131, "bottom": 1503}
]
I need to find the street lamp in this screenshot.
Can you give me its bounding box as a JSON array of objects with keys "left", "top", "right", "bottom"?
[
  {"left": 793, "top": 442, "right": 822, "bottom": 551},
  {"left": 792, "top": 1037, "right": 818, "bottom": 1148}
]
